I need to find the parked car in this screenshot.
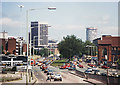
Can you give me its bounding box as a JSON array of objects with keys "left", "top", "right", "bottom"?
[
  {"left": 101, "top": 65, "right": 109, "bottom": 69},
  {"left": 77, "top": 64, "right": 83, "bottom": 68},
  {"left": 54, "top": 74, "right": 62, "bottom": 81}
]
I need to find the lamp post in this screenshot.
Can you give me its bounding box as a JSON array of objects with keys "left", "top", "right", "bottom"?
[{"left": 26, "top": 7, "right": 56, "bottom": 84}]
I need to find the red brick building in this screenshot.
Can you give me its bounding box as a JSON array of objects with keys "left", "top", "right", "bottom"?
[
  {"left": 93, "top": 35, "right": 120, "bottom": 63},
  {"left": 8, "top": 38, "right": 16, "bottom": 54},
  {"left": 23, "top": 43, "right": 27, "bottom": 55}
]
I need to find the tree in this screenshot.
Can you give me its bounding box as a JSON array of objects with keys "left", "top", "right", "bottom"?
[
  {"left": 39, "top": 48, "right": 48, "bottom": 57},
  {"left": 58, "top": 35, "right": 84, "bottom": 60}
]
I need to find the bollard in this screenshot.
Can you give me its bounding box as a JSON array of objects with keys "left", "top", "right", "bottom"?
[
  {"left": 32, "top": 71, "right": 34, "bottom": 80},
  {"left": 21, "top": 73, "right": 22, "bottom": 78},
  {"left": 29, "top": 70, "right": 31, "bottom": 82}
]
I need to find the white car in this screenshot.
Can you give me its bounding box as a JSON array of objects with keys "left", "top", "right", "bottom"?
[
  {"left": 50, "top": 73, "right": 55, "bottom": 79},
  {"left": 87, "top": 67, "right": 92, "bottom": 72},
  {"left": 92, "top": 67, "right": 98, "bottom": 71},
  {"left": 54, "top": 74, "right": 62, "bottom": 81}
]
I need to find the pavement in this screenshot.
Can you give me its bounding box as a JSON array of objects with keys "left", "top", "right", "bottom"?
[
  {"left": 0, "top": 72, "right": 37, "bottom": 85},
  {"left": 69, "top": 70, "right": 103, "bottom": 85}
]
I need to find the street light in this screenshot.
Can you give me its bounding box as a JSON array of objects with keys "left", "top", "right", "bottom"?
[{"left": 26, "top": 7, "right": 56, "bottom": 84}]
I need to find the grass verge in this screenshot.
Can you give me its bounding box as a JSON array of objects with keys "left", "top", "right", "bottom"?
[{"left": 51, "top": 59, "right": 67, "bottom": 66}]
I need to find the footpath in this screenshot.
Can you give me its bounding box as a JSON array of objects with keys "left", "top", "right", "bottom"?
[
  {"left": 0, "top": 72, "right": 37, "bottom": 85},
  {"left": 69, "top": 71, "right": 104, "bottom": 85}
]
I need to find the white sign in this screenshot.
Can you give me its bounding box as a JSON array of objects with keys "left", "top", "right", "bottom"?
[{"left": 105, "top": 55, "right": 107, "bottom": 60}]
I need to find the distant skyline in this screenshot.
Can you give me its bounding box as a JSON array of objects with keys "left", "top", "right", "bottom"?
[{"left": 0, "top": 1, "right": 118, "bottom": 41}]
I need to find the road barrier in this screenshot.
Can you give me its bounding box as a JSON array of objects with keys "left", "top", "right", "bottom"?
[{"left": 75, "top": 70, "right": 120, "bottom": 84}]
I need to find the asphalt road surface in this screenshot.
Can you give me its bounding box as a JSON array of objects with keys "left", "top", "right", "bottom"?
[{"left": 33, "top": 66, "right": 92, "bottom": 84}]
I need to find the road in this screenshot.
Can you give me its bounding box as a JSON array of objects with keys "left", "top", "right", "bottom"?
[{"left": 33, "top": 66, "right": 92, "bottom": 84}]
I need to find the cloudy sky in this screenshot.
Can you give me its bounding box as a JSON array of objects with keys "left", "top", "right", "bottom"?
[{"left": 0, "top": 0, "right": 119, "bottom": 41}]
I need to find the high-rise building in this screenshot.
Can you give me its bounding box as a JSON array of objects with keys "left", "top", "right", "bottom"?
[
  {"left": 31, "top": 21, "right": 48, "bottom": 48},
  {"left": 86, "top": 27, "right": 97, "bottom": 42}
]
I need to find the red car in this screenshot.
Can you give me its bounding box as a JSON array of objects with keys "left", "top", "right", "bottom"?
[
  {"left": 101, "top": 65, "right": 109, "bottom": 69},
  {"left": 88, "top": 63, "right": 96, "bottom": 67},
  {"left": 42, "top": 65, "right": 47, "bottom": 70},
  {"left": 60, "top": 65, "right": 67, "bottom": 69},
  {"left": 77, "top": 64, "right": 83, "bottom": 68},
  {"left": 66, "top": 64, "right": 70, "bottom": 68}
]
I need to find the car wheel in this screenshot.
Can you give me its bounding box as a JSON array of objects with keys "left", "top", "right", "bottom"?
[
  {"left": 60, "top": 78, "right": 62, "bottom": 81},
  {"left": 54, "top": 79, "right": 56, "bottom": 81}
]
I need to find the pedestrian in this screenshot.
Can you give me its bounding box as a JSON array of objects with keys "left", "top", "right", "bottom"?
[{"left": 46, "top": 75, "right": 51, "bottom": 81}]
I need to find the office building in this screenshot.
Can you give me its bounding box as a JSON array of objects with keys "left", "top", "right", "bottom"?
[
  {"left": 86, "top": 27, "right": 97, "bottom": 42},
  {"left": 48, "top": 40, "right": 59, "bottom": 56},
  {"left": 31, "top": 21, "right": 48, "bottom": 48}
]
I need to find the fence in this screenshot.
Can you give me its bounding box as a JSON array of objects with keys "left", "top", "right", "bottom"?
[{"left": 75, "top": 70, "right": 120, "bottom": 84}]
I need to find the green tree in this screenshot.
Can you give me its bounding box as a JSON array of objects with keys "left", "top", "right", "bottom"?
[
  {"left": 58, "top": 35, "right": 84, "bottom": 60},
  {"left": 39, "top": 48, "right": 48, "bottom": 57}
]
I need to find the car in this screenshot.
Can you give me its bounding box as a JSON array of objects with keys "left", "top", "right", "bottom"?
[
  {"left": 44, "top": 69, "right": 49, "bottom": 73},
  {"left": 50, "top": 73, "right": 55, "bottom": 79},
  {"left": 42, "top": 65, "right": 47, "bottom": 71},
  {"left": 77, "top": 64, "right": 83, "bottom": 68},
  {"left": 101, "top": 65, "right": 109, "bottom": 69},
  {"left": 38, "top": 63, "right": 42, "bottom": 66},
  {"left": 88, "top": 63, "right": 96, "bottom": 67},
  {"left": 85, "top": 70, "right": 92, "bottom": 74},
  {"left": 66, "top": 64, "right": 70, "bottom": 69},
  {"left": 92, "top": 67, "right": 98, "bottom": 71},
  {"left": 68, "top": 67, "right": 76, "bottom": 70},
  {"left": 60, "top": 65, "right": 67, "bottom": 69},
  {"left": 94, "top": 70, "right": 100, "bottom": 75},
  {"left": 112, "top": 73, "right": 119, "bottom": 77},
  {"left": 101, "top": 73, "right": 107, "bottom": 76},
  {"left": 87, "top": 67, "right": 92, "bottom": 72},
  {"left": 54, "top": 74, "right": 62, "bottom": 81},
  {"left": 47, "top": 70, "right": 53, "bottom": 75}
]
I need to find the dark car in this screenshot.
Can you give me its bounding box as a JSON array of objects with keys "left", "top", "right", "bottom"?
[
  {"left": 101, "top": 73, "right": 107, "bottom": 76},
  {"left": 85, "top": 70, "right": 92, "bottom": 74},
  {"left": 101, "top": 65, "right": 109, "bottom": 69},
  {"left": 44, "top": 69, "right": 49, "bottom": 73}
]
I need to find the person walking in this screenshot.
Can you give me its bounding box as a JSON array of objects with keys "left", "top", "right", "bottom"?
[{"left": 46, "top": 75, "right": 51, "bottom": 82}]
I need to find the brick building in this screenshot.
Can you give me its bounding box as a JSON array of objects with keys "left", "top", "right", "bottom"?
[
  {"left": 93, "top": 35, "right": 120, "bottom": 64},
  {"left": 23, "top": 43, "right": 27, "bottom": 55},
  {"left": 8, "top": 38, "right": 16, "bottom": 54}
]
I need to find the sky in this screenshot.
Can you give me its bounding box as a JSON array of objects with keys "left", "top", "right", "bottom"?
[{"left": 0, "top": 0, "right": 119, "bottom": 41}]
